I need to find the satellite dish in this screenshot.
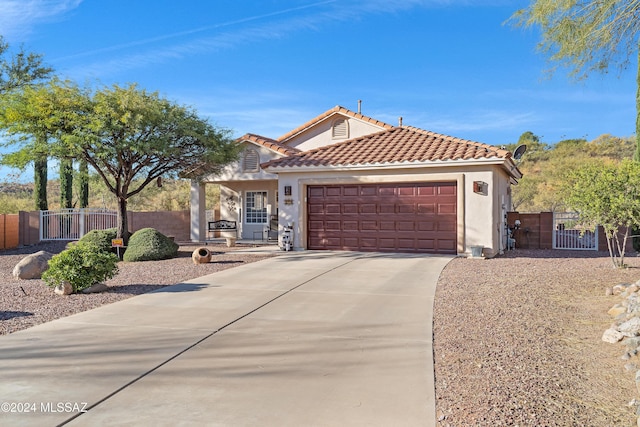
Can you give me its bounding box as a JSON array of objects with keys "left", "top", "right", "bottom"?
[{"left": 513, "top": 144, "right": 527, "bottom": 160}]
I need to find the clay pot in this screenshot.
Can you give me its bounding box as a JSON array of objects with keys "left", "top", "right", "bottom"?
[{"left": 192, "top": 247, "right": 212, "bottom": 264}]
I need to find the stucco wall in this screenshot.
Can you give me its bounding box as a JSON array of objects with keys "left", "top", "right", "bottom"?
[
  {"left": 207, "top": 144, "right": 281, "bottom": 183},
  {"left": 285, "top": 117, "right": 387, "bottom": 151},
  {"left": 219, "top": 182, "right": 278, "bottom": 239}
]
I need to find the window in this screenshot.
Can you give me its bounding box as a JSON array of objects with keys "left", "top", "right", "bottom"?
[
  {"left": 331, "top": 118, "right": 349, "bottom": 139},
  {"left": 245, "top": 191, "right": 268, "bottom": 223},
  {"left": 243, "top": 149, "right": 260, "bottom": 172}
]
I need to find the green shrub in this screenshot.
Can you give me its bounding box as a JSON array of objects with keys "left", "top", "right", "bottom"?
[
  {"left": 42, "top": 242, "right": 119, "bottom": 292},
  {"left": 78, "top": 228, "right": 118, "bottom": 253},
  {"left": 123, "top": 228, "right": 178, "bottom": 262}
]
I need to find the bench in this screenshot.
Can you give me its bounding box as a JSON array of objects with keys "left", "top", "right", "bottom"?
[{"left": 208, "top": 220, "right": 238, "bottom": 239}]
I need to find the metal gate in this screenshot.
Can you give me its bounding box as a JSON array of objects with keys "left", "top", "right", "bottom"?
[
  {"left": 40, "top": 209, "right": 117, "bottom": 241},
  {"left": 552, "top": 212, "right": 597, "bottom": 250}
]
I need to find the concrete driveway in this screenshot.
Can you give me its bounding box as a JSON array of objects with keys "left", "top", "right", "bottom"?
[{"left": 0, "top": 250, "right": 452, "bottom": 427}]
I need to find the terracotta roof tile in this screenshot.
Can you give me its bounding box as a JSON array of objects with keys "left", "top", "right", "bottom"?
[
  {"left": 262, "top": 126, "right": 514, "bottom": 169},
  {"left": 277, "top": 105, "right": 394, "bottom": 143},
  {"left": 238, "top": 133, "right": 300, "bottom": 156}
]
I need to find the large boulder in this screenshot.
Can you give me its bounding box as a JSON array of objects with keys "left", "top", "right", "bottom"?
[{"left": 12, "top": 251, "right": 53, "bottom": 279}]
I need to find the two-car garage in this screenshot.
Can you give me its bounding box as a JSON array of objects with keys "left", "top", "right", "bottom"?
[{"left": 307, "top": 182, "right": 457, "bottom": 254}]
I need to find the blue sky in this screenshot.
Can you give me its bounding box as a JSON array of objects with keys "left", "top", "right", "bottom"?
[{"left": 0, "top": 0, "right": 637, "bottom": 180}]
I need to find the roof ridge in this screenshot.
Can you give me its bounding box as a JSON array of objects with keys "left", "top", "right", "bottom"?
[
  {"left": 238, "top": 133, "right": 301, "bottom": 156},
  {"left": 276, "top": 105, "right": 394, "bottom": 143}
]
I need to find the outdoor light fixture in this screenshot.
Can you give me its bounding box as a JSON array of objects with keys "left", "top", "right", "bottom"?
[
  {"left": 473, "top": 181, "right": 486, "bottom": 194},
  {"left": 284, "top": 185, "right": 292, "bottom": 196}
]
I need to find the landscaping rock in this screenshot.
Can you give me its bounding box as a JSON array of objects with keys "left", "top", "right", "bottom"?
[
  {"left": 81, "top": 283, "right": 109, "bottom": 294},
  {"left": 602, "top": 328, "right": 624, "bottom": 343},
  {"left": 54, "top": 282, "right": 73, "bottom": 295},
  {"left": 619, "top": 317, "right": 640, "bottom": 337},
  {"left": 608, "top": 304, "right": 626, "bottom": 317},
  {"left": 12, "top": 251, "right": 53, "bottom": 279}
]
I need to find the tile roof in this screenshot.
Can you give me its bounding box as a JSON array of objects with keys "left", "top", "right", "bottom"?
[
  {"left": 238, "top": 133, "right": 301, "bottom": 156},
  {"left": 277, "top": 105, "right": 394, "bottom": 143},
  {"left": 262, "top": 126, "right": 515, "bottom": 169}
]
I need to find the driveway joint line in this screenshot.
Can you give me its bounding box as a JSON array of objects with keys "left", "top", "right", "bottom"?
[{"left": 58, "top": 254, "right": 362, "bottom": 426}]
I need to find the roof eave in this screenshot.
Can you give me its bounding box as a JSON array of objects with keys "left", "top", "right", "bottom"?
[{"left": 262, "top": 157, "right": 521, "bottom": 174}]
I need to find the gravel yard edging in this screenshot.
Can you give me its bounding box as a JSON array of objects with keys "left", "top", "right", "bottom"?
[{"left": 1, "top": 241, "right": 278, "bottom": 335}]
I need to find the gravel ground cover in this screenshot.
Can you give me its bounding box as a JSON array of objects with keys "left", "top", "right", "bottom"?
[
  {"left": 0, "top": 241, "right": 277, "bottom": 335},
  {"left": 434, "top": 249, "right": 640, "bottom": 426}
]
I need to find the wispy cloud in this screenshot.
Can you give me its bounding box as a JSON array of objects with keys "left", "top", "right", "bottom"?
[
  {"left": 59, "top": 0, "right": 492, "bottom": 79},
  {"left": 419, "top": 110, "right": 538, "bottom": 141},
  {"left": 0, "top": 0, "right": 83, "bottom": 40}
]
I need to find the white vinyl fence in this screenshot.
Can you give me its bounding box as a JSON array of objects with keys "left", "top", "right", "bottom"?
[{"left": 40, "top": 209, "right": 117, "bottom": 241}]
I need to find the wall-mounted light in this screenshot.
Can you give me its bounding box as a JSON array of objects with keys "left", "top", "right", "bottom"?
[
  {"left": 284, "top": 185, "right": 292, "bottom": 196},
  {"left": 473, "top": 181, "right": 486, "bottom": 194}
]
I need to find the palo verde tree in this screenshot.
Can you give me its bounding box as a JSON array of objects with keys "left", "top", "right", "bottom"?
[
  {"left": 511, "top": 1, "right": 640, "bottom": 158},
  {"left": 62, "top": 83, "right": 239, "bottom": 243},
  {"left": 0, "top": 35, "right": 53, "bottom": 209},
  {"left": 563, "top": 159, "right": 640, "bottom": 268}
]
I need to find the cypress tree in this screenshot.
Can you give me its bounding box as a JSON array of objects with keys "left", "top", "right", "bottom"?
[{"left": 33, "top": 154, "right": 48, "bottom": 210}]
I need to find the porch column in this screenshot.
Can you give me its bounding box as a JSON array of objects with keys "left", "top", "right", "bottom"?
[{"left": 190, "top": 180, "right": 206, "bottom": 242}]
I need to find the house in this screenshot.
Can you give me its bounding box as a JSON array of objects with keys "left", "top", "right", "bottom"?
[{"left": 189, "top": 106, "right": 522, "bottom": 257}]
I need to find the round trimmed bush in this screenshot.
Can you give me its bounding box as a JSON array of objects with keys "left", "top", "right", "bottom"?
[
  {"left": 123, "top": 228, "right": 178, "bottom": 262},
  {"left": 78, "top": 228, "right": 118, "bottom": 253}
]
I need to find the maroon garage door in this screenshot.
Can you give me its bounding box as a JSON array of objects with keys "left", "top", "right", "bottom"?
[{"left": 307, "top": 182, "right": 457, "bottom": 254}]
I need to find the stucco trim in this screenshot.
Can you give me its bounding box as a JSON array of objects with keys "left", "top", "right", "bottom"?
[{"left": 264, "top": 157, "right": 520, "bottom": 180}]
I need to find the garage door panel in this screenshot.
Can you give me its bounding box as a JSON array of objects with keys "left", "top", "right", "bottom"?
[
  {"left": 438, "top": 203, "right": 456, "bottom": 214},
  {"left": 398, "top": 186, "right": 415, "bottom": 196},
  {"left": 360, "top": 221, "right": 377, "bottom": 231},
  {"left": 438, "top": 219, "right": 457, "bottom": 232},
  {"left": 343, "top": 186, "right": 359, "bottom": 196},
  {"left": 341, "top": 237, "right": 358, "bottom": 247},
  {"left": 379, "top": 204, "right": 395, "bottom": 214},
  {"left": 326, "top": 187, "right": 342, "bottom": 197},
  {"left": 325, "top": 221, "right": 341, "bottom": 231},
  {"left": 308, "top": 183, "right": 457, "bottom": 254},
  {"left": 308, "top": 187, "right": 325, "bottom": 197},
  {"left": 308, "top": 220, "right": 325, "bottom": 231},
  {"left": 417, "top": 221, "right": 436, "bottom": 231},
  {"left": 342, "top": 204, "right": 358, "bottom": 214},
  {"left": 418, "top": 203, "right": 435, "bottom": 214},
  {"left": 438, "top": 184, "right": 456, "bottom": 195},
  {"left": 342, "top": 221, "right": 358, "bottom": 231},
  {"left": 417, "top": 186, "right": 435, "bottom": 196},
  {"left": 437, "top": 239, "right": 457, "bottom": 251},
  {"left": 359, "top": 204, "right": 376, "bottom": 214},
  {"left": 397, "top": 221, "right": 415, "bottom": 231},
  {"left": 360, "top": 187, "right": 377, "bottom": 196},
  {"left": 397, "top": 204, "right": 415, "bottom": 214},
  {"left": 417, "top": 239, "right": 435, "bottom": 250},
  {"left": 359, "top": 237, "right": 378, "bottom": 248},
  {"left": 379, "top": 221, "right": 396, "bottom": 231}
]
